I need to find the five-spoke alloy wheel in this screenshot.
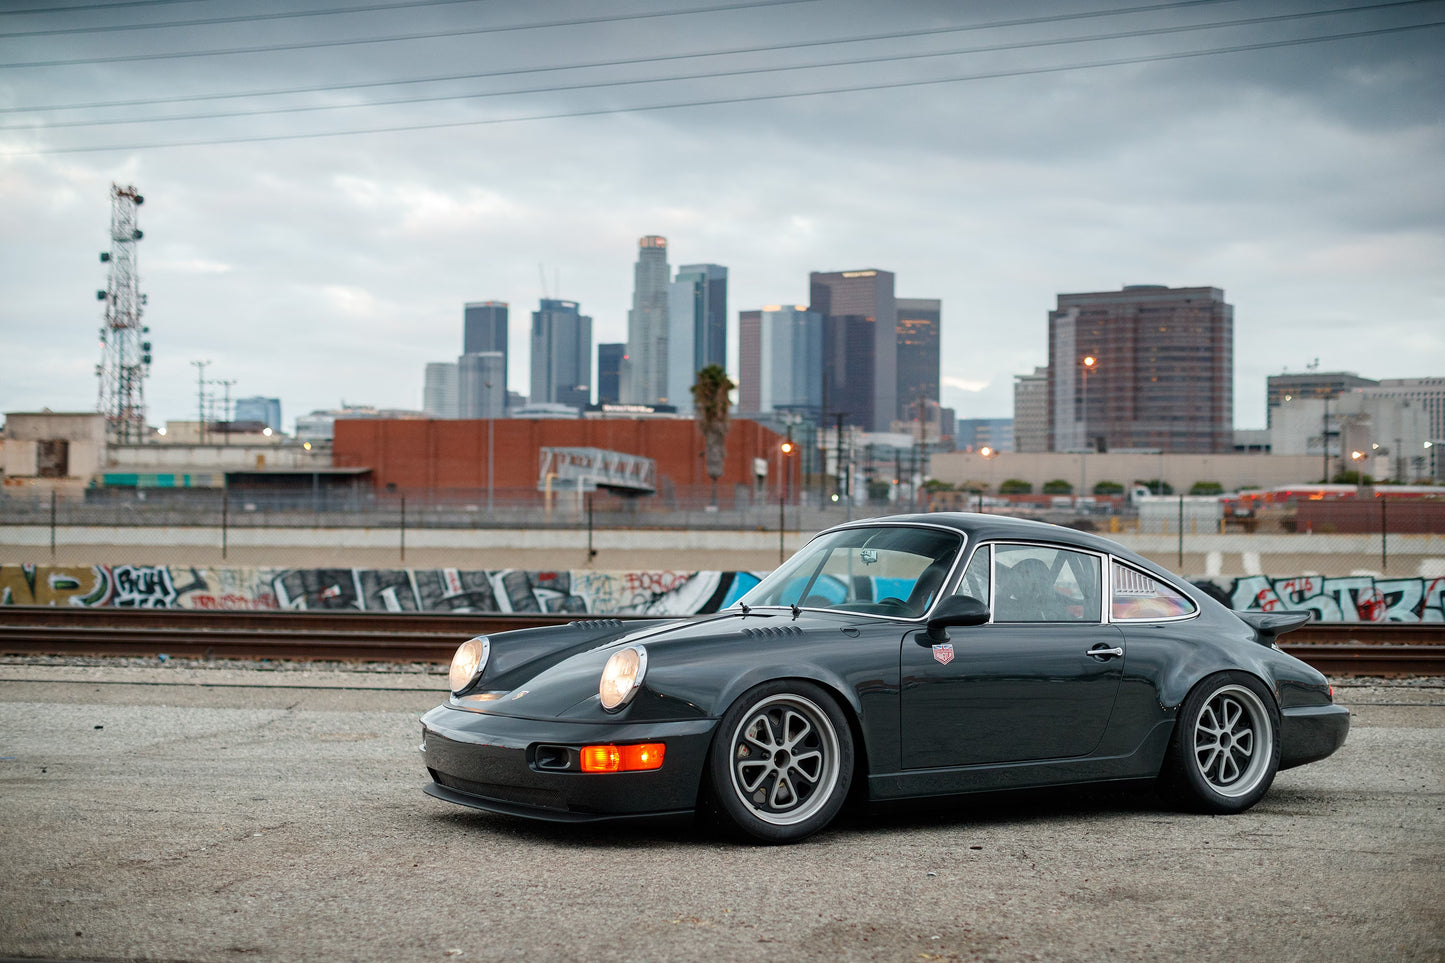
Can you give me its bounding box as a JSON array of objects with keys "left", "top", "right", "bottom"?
[
  {"left": 1161, "top": 671, "right": 1280, "bottom": 814},
  {"left": 707, "top": 681, "right": 853, "bottom": 843}
]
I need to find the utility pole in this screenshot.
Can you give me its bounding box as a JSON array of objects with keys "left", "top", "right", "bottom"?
[
  {"left": 214, "top": 378, "right": 235, "bottom": 444},
  {"left": 191, "top": 360, "right": 211, "bottom": 444}
]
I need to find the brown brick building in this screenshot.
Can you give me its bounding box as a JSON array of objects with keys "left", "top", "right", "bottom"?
[{"left": 333, "top": 417, "right": 788, "bottom": 506}]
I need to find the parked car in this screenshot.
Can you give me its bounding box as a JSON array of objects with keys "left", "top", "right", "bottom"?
[{"left": 420, "top": 513, "right": 1348, "bottom": 842}]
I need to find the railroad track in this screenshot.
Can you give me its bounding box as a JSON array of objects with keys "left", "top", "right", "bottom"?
[{"left": 1, "top": 607, "right": 1441, "bottom": 676}]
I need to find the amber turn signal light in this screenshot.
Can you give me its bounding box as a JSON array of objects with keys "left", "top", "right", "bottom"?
[{"left": 579, "top": 743, "right": 666, "bottom": 773}]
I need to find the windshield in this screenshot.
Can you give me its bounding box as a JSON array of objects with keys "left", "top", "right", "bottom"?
[{"left": 735, "top": 525, "right": 963, "bottom": 618}]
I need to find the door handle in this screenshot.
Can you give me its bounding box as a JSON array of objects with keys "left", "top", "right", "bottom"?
[{"left": 1088, "top": 645, "right": 1124, "bottom": 659}]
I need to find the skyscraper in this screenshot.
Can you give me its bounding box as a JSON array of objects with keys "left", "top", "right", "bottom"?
[
  {"left": 738, "top": 306, "right": 823, "bottom": 415},
  {"left": 531, "top": 299, "right": 592, "bottom": 412},
  {"left": 423, "top": 363, "right": 459, "bottom": 418},
  {"left": 597, "top": 343, "right": 626, "bottom": 405},
  {"left": 625, "top": 236, "right": 670, "bottom": 405},
  {"left": 463, "top": 301, "right": 508, "bottom": 397},
  {"left": 1013, "top": 366, "right": 1049, "bottom": 453},
  {"left": 896, "top": 297, "right": 941, "bottom": 424},
  {"left": 1048, "top": 285, "right": 1234, "bottom": 453},
  {"left": 809, "top": 269, "right": 897, "bottom": 432},
  {"left": 233, "top": 396, "right": 281, "bottom": 430},
  {"left": 457, "top": 352, "right": 505, "bottom": 419},
  {"left": 667, "top": 263, "right": 728, "bottom": 404}
]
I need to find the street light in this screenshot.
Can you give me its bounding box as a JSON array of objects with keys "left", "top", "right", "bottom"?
[
  {"left": 778, "top": 434, "right": 795, "bottom": 562},
  {"left": 1080, "top": 355, "right": 1097, "bottom": 452}
]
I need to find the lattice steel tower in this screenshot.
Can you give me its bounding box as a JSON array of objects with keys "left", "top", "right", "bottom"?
[{"left": 95, "top": 184, "right": 151, "bottom": 443}]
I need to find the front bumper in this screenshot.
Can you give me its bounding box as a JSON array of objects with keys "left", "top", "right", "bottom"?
[
  {"left": 420, "top": 703, "right": 717, "bottom": 822},
  {"left": 1279, "top": 703, "right": 1350, "bottom": 770}
]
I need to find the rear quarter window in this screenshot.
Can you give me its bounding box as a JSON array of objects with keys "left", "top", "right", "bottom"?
[{"left": 1111, "top": 560, "right": 1197, "bottom": 621}]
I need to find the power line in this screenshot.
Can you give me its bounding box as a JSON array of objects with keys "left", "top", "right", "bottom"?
[
  {"left": 4, "top": 0, "right": 1428, "bottom": 131},
  {"left": 4, "top": 0, "right": 493, "bottom": 39},
  {"left": 7, "top": 18, "right": 1440, "bottom": 156},
  {"left": 0, "top": 0, "right": 819, "bottom": 69},
  {"left": 3, "top": 0, "right": 1250, "bottom": 114}
]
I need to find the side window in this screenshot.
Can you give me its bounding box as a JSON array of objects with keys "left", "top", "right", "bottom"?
[
  {"left": 1111, "top": 560, "right": 1197, "bottom": 621},
  {"left": 994, "top": 544, "right": 1103, "bottom": 623},
  {"left": 956, "top": 544, "right": 991, "bottom": 605}
]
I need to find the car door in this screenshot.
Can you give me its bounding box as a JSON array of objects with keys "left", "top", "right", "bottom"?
[{"left": 900, "top": 542, "right": 1125, "bottom": 769}]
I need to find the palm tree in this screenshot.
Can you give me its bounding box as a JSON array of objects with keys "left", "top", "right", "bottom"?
[{"left": 691, "top": 364, "right": 735, "bottom": 509}]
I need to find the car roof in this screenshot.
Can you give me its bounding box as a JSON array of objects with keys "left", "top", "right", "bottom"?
[{"left": 824, "top": 512, "right": 1133, "bottom": 559}]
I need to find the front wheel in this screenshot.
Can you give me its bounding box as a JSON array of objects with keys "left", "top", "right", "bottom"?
[
  {"left": 1160, "top": 672, "right": 1280, "bottom": 814},
  {"left": 705, "top": 681, "right": 854, "bottom": 843}
]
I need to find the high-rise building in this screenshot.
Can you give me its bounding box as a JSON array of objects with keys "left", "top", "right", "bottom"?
[
  {"left": 896, "top": 298, "right": 941, "bottom": 424},
  {"left": 530, "top": 299, "right": 592, "bottom": 412},
  {"left": 597, "top": 343, "right": 626, "bottom": 405},
  {"left": 463, "top": 302, "right": 508, "bottom": 397},
  {"left": 423, "top": 363, "right": 459, "bottom": 418},
  {"left": 625, "top": 236, "right": 670, "bottom": 405},
  {"left": 738, "top": 306, "right": 823, "bottom": 414},
  {"left": 233, "top": 396, "right": 281, "bottom": 430},
  {"left": 667, "top": 263, "right": 728, "bottom": 404},
  {"left": 809, "top": 269, "right": 898, "bottom": 432},
  {"left": 1048, "top": 285, "right": 1233, "bottom": 453},
  {"left": 1265, "top": 371, "right": 1378, "bottom": 427},
  {"left": 1013, "top": 366, "right": 1050, "bottom": 453},
  {"left": 458, "top": 352, "right": 505, "bottom": 419}
]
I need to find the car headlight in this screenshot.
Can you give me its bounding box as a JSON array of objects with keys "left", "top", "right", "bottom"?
[
  {"left": 449, "top": 636, "right": 490, "bottom": 695},
  {"left": 599, "top": 645, "right": 647, "bottom": 711}
]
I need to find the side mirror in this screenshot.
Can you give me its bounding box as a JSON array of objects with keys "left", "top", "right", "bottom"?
[{"left": 925, "top": 594, "right": 990, "bottom": 641}]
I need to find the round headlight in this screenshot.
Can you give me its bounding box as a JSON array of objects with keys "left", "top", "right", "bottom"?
[
  {"left": 449, "top": 636, "right": 490, "bottom": 695},
  {"left": 599, "top": 645, "right": 647, "bottom": 711}
]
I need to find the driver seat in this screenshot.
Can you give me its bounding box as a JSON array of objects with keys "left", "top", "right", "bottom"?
[{"left": 906, "top": 557, "right": 953, "bottom": 615}]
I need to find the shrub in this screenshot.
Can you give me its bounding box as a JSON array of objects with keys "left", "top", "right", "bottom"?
[
  {"left": 1135, "top": 478, "right": 1174, "bottom": 495},
  {"left": 999, "top": 478, "right": 1032, "bottom": 495},
  {"left": 1092, "top": 480, "right": 1124, "bottom": 495},
  {"left": 1189, "top": 481, "right": 1224, "bottom": 496},
  {"left": 1042, "top": 479, "right": 1073, "bottom": 495}
]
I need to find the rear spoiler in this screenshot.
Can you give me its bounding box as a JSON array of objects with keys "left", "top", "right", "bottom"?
[{"left": 1237, "top": 611, "right": 1312, "bottom": 647}]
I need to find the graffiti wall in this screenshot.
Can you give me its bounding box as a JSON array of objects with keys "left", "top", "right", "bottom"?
[
  {"left": 0, "top": 563, "right": 763, "bottom": 616},
  {"left": 1219, "top": 574, "right": 1445, "bottom": 623},
  {"left": 4, "top": 563, "right": 1439, "bottom": 622}
]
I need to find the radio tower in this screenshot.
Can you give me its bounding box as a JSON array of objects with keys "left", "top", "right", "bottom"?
[{"left": 95, "top": 184, "right": 151, "bottom": 444}]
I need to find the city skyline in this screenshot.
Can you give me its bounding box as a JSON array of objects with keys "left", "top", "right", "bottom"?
[{"left": 1, "top": 0, "right": 1440, "bottom": 433}]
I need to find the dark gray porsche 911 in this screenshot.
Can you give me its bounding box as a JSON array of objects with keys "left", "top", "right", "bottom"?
[{"left": 420, "top": 513, "right": 1348, "bottom": 842}]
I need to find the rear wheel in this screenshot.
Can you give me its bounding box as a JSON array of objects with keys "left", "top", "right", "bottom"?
[
  {"left": 1160, "top": 672, "right": 1280, "bottom": 813},
  {"left": 706, "top": 681, "right": 853, "bottom": 843}
]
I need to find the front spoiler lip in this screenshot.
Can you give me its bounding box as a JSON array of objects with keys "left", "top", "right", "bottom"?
[{"left": 423, "top": 780, "right": 694, "bottom": 824}]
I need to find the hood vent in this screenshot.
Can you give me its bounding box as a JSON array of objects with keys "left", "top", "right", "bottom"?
[
  {"left": 569, "top": 619, "right": 624, "bottom": 630},
  {"left": 742, "top": 625, "right": 804, "bottom": 639}
]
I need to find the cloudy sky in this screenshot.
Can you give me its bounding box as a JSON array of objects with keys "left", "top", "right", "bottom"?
[{"left": 1, "top": 0, "right": 1441, "bottom": 434}]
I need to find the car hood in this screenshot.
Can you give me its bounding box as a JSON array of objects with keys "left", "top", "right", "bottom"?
[{"left": 451, "top": 607, "right": 873, "bottom": 722}]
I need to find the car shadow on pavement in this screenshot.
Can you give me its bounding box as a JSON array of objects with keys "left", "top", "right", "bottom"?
[{"left": 419, "top": 780, "right": 1170, "bottom": 848}]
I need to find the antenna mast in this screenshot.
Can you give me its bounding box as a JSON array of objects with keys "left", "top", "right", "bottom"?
[{"left": 95, "top": 184, "right": 151, "bottom": 444}]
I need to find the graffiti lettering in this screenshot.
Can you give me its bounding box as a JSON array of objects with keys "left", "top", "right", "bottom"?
[
  {"left": 111, "top": 565, "right": 178, "bottom": 608},
  {"left": 1226, "top": 574, "right": 1445, "bottom": 622}
]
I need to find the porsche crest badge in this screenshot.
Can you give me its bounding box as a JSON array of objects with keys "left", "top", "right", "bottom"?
[{"left": 932, "top": 643, "right": 954, "bottom": 665}]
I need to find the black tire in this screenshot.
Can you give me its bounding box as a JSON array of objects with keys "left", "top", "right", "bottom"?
[
  {"left": 1160, "top": 671, "right": 1281, "bottom": 814},
  {"left": 705, "top": 680, "right": 854, "bottom": 843}
]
